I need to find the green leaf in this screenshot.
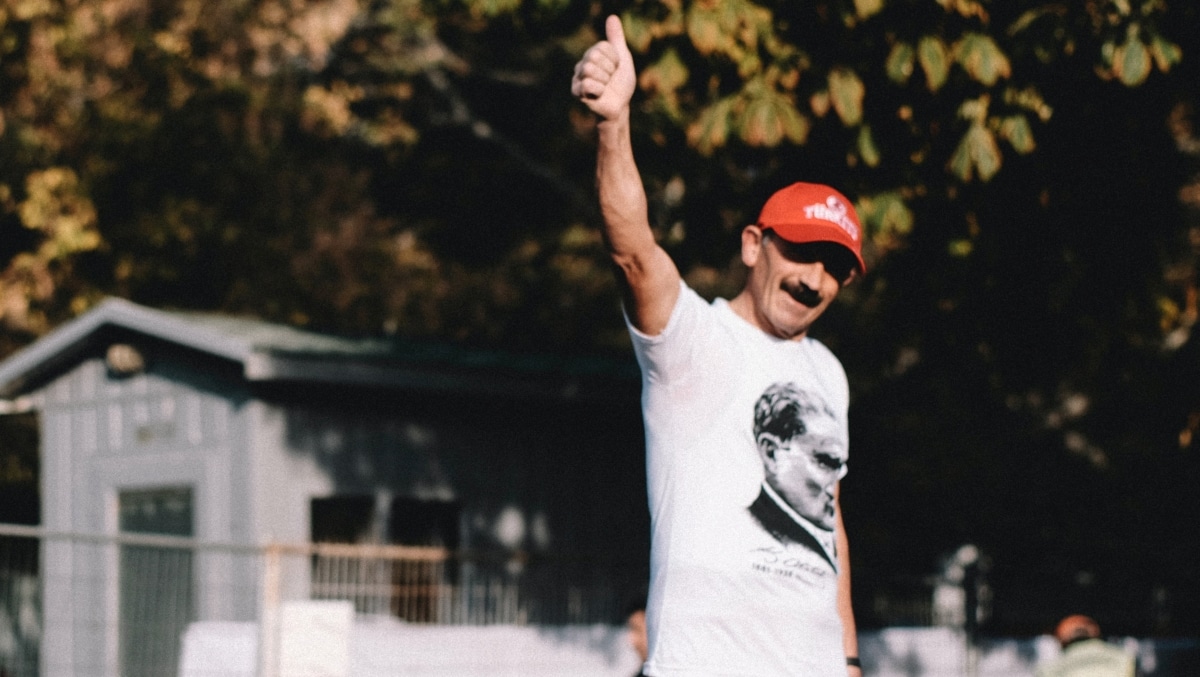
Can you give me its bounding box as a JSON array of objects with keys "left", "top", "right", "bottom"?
[
  {"left": 955, "top": 33, "right": 1011, "bottom": 86},
  {"left": 857, "top": 191, "right": 914, "bottom": 248},
  {"left": 620, "top": 12, "right": 655, "bottom": 53},
  {"left": 854, "top": 0, "right": 885, "bottom": 20},
  {"left": 642, "top": 48, "right": 690, "bottom": 93},
  {"left": 1004, "top": 86, "right": 1053, "bottom": 122},
  {"left": 809, "top": 90, "right": 831, "bottom": 117},
  {"left": 886, "top": 42, "right": 915, "bottom": 84},
  {"left": 949, "top": 123, "right": 1002, "bottom": 182},
  {"left": 1101, "top": 39, "right": 1116, "bottom": 66},
  {"left": 11, "top": 0, "right": 54, "bottom": 21},
  {"left": 686, "top": 4, "right": 727, "bottom": 55},
  {"left": 857, "top": 125, "right": 881, "bottom": 167},
  {"left": 1009, "top": 6, "right": 1065, "bottom": 35},
  {"left": 779, "top": 100, "right": 812, "bottom": 144},
  {"left": 957, "top": 95, "right": 990, "bottom": 124},
  {"left": 918, "top": 35, "right": 950, "bottom": 92},
  {"left": 1149, "top": 34, "right": 1182, "bottom": 72},
  {"left": 639, "top": 48, "right": 690, "bottom": 119},
  {"left": 19, "top": 168, "right": 99, "bottom": 247},
  {"left": 740, "top": 98, "right": 782, "bottom": 146},
  {"left": 687, "top": 96, "right": 737, "bottom": 155},
  {"left": 999, "top": 114, "right": 1035, "bottom": 154},
  {"left": 970, "top": 124, "right": 1002, "bottom": 181},
  {"left": 828, "top": 67, "right": 865, "bottom": 126},
  {"left": 724, "top": 77, "right": 810, "bottom": 148},
  {"left": 1112, "top": 26, "right": 1151, "bottom": 86},
  {"left": 948, "top": 135, "right": 973, "bottom": 181},
  {"left": 737, "top": 52, "right": 764, "bottom": 79},
  {"left": 1118, "top": 39, "right": 1151, "bottom": 86},
  {"left": 472, "top": 0, "right": 522, "bottom": 17},
  {"left": 948, "top": 239, "right": 974, "bottom": 257},
  {"left": 937, "top": 0, "right": 988, "bottom": 20},
  {"left": 1157, "top": 296, "right": 1181, "bottom": 333},
  {"left": 877, "top": 193, "right": 914, "bottom": 237},
  {"left": 685, "top": 0, "right": 772, "bottom": 65}
]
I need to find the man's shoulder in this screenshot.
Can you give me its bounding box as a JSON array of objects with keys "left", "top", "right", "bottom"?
[
  {"left": 800, "top": 334, "right": 841, "bottom": 362},
  {"left": 628, "top": 282, "right": 714, "bottom": 344},
  {"left": 796, "top": 336, "right": 849, "bottom": 393},
  {"left": 668, "top": 282, "right": 725, "bottom": 327}
]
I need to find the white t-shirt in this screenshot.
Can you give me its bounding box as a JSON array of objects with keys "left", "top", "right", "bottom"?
[{"left": 628, "top": 282, "right": 850, "bottom": 677}]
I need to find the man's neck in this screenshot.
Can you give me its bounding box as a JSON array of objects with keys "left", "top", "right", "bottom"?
[
  {"left": 727, "top": 289, "right": 756, "bottom": 324},
  {"left": 727, "top": 289, "right": 809, "bottom": 341}
]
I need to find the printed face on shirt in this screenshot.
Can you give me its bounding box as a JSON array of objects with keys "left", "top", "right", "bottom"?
[{"left": 753, "top": 384, "right": 846, "bottom": 531}]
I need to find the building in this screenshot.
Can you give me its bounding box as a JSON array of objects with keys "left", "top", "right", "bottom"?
[{"left": 0, "top": 298, "right": 648, "bottom": 677}]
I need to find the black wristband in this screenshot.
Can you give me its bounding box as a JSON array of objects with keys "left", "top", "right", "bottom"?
[{"left": 846, "top": 657, "right": 862, "bottom": 668}]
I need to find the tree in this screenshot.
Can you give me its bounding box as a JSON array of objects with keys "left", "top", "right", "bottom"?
[
  {"left": 318, "top": 0, "right": 1200, "bottom": 634},
  {"left": 1, "top": 0, "right": 1197, "bottom": 634}
]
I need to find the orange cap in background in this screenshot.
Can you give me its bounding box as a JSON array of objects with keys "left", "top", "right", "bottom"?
[{"left": 1054, "top": 614, "right": 1101, "bottom": 647}]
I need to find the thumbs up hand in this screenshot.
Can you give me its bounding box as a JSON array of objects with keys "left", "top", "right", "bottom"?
[{"left": 571, "top": 15, "right": 637, "bottom": 121}]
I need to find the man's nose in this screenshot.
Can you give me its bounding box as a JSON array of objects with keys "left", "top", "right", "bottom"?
[{"left": 796, "top": 260, "right": 827, "bottom": 290}]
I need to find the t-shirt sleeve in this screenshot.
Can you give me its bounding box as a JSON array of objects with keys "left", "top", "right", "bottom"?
[{"left": 624, "top": 280, "right": 710, "bottom": 386}]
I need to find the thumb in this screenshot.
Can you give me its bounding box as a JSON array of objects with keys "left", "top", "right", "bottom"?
[{"left": 605, "top": 15, "right": 631, "bottom": 60}]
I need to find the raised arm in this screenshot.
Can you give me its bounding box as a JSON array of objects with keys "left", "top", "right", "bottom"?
[{"left": 571, "top": 15, "right": 680, "bottom": 335}]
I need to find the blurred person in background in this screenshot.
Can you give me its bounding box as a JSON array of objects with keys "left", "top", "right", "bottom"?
[
  {"left": 1036, "top": 614, "right": 1137, "bottom": 677},
  {"left": 625, "top": 597, "right": 649, "bottom": 677}
]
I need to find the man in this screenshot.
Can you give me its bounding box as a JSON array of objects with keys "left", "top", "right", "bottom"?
[
  {"left": 571, "top": 15, "right": 863, "bottom": 677},
  {"left": 1036, "top": 615, "right": 1137, "bottom": 677}
]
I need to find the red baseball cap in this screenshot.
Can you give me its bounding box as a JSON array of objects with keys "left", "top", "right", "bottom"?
[{"left": 756, "top": 182, "right": 866, "bottom": 275}]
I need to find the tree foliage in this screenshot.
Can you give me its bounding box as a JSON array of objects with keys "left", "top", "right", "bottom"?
[{"left": 1, "top": 0, "right": 1198, "bottom": 634}]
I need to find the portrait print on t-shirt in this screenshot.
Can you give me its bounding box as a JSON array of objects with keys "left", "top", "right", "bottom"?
[{"left": 747, "top": 382, "right": 848, "bottom": 575}]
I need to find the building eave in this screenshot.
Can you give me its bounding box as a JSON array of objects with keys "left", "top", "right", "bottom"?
[
  {"left": 0, "top": 298, "right": 637, "bottom": 402},
  {"left": 0, "top": 298, "right": 258, "bottom": 399}
]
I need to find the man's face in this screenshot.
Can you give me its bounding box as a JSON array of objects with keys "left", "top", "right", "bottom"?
[
  {"left": 757, "top": 415, "right": 846, "bottom": 530},
  {"left": 740, "top": 228, "right": 853, "bottom": 340}
]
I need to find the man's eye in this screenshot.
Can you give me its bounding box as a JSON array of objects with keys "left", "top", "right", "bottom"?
[
  {"left": 827, "top": 263, "right": 853, "bottom": 282},
  {"left": 778, "top": 241, "right": 855, "bottom": 281},
  {"left": 779, "top": 242, "right": 818, "bottom": 262},
  {"left": 815, "top": 453, "right": 843, "bottom": 471}
]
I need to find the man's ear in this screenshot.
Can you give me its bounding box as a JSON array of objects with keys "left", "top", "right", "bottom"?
[
  {"left": 741, "top": 225, "right": 764, "bottom": 268},
  {"left": 755, "top": 434, "right": 777, "bottom": 465}
]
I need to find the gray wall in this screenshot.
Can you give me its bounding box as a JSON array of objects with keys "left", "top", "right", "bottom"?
[
  {"left": 38, "top": 349, "right": 258, "bottom": 677},
  {"left": 32, "top": 343, "right": 649, "bottom": 674}
]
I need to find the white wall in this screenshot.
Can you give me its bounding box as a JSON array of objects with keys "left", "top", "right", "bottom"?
[
  {"left": 180, "top": 616, "right": 642, "bottom": 677},
  {"left": 180, "top": 619, "right": 1199, "bottom": 677}
]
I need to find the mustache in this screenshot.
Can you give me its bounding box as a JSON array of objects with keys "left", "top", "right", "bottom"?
[{"left": 781, "top": 281, "right": 822, "bottom": 307}]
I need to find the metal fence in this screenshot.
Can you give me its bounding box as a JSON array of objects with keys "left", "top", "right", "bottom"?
[
  {"left": 0, "top": 523, "right": 640, "bottom": 677},
  {"left": 0, "top": 530, "right": 38, "bottom": 677}
]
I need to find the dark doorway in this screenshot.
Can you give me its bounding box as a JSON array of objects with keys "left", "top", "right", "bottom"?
[{"left": 118, "top": 486, "right": 194, "bottom": 677}]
